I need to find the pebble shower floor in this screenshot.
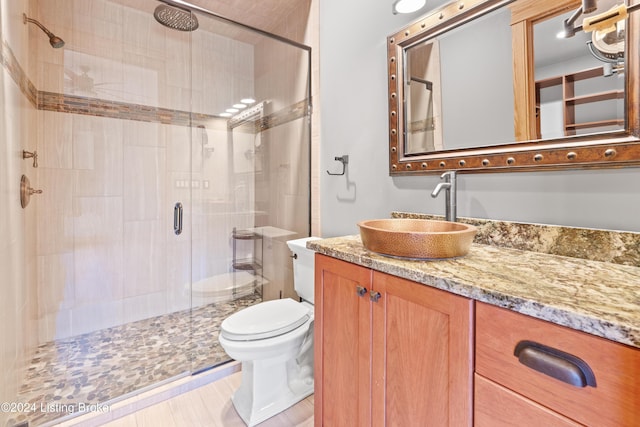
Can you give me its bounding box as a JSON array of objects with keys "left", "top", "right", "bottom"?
[{"left": 7, "top": 293, "right": 261, "bottom": 426}]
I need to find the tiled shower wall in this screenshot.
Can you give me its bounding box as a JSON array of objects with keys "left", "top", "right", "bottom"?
[
  {"left": 0, "top": 0, "right": 39, "bottom": 408},
  {"left": 33, "top": 0, "right": 311, "bottom": 343},
  {"left": 33, "top": 0, "right": 258, "bottom": 343}
]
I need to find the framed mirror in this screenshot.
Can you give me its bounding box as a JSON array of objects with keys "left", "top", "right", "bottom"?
[{"left": 387, "top": 0, "right": 640, "bottom": 174}]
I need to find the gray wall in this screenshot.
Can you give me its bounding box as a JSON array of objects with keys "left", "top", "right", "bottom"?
[{"left": 319, "top": 0, "right": 640, "bottom": 237}]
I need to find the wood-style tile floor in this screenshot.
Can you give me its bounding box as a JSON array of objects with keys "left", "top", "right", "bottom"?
[{"left": 102, "top": 372, "right": 314, "bottom": 427}]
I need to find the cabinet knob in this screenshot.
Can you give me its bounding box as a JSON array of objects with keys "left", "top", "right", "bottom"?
[
  {"left": 356, "top": 286, "right": 367, "bottom": 297},
  {"left": 369, "top": 291, "right": 382, "bottom": 303}
]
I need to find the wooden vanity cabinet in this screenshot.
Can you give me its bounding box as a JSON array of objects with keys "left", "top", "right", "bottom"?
[
  {"left": 314, "top": 254, "right": 473, "bottom": 426},
  {"left": 475, "top": 302, "right": 640, "bottom": 427}
]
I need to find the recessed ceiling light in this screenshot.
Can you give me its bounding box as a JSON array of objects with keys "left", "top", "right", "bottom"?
[
  {"left": 233, "top": 103, "right": 247, "bottom": 109},
  {"left": 392, "top": 0, "right": 426, "bottom": 14},
  {"left": 241, "top": 98, "right": 256, "bottom": 104},
  {"left": 220, "top": 112, "right": 232, "bottom": 117},
  {"left": 226, "top": 108, "right": 239, "bottom": 113}
]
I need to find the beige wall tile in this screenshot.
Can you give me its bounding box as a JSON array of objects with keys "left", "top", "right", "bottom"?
[
  {"left": 73, "top": 115, "right": 124, "bottom": 197},
  {"left": 73, "top": 196, "right": 124, "bottom": 306},
  {"left": 124, "top": 145, "right": 167, "bottom": 221},
  {"left": 40, "top": 110, "right": 73, "bottom": 169},
  {"left": 122, "top": 291, "right": 168, "bottom": 324},
  {"left": 70, "top": 299, "right": 124, "bottom": 336},
  {"left": 123, "top": 219, "right": 167, "bottom": 297},
  {"left": 124, "top": 120, "right": 165, "bottom": 147},
  {"left": 37, "top": 253, "right": 75, "bottom": 316},
  {"left": 37, "top": 308, "right": 72, "bottom": 343},
  {"left": 166, "top": 125, "right": 191, "bottom": 173}
]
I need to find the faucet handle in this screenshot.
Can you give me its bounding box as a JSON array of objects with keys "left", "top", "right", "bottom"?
[
  {"left": 23, "top": 150, "right": 38, "bottom": 168},
  {"left": 431, "top": 171, "right": 457, "bottom": 222}
]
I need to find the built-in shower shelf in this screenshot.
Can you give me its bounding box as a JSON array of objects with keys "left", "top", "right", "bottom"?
[
  {"left": 232, "top": 228, "right": 263, "bottom": 292},
  {"left": 232, "top": 229, "right": 262, "bottom": 240},
  {"left": 232, "top": 260, "right": 263, "bottom": 271}
]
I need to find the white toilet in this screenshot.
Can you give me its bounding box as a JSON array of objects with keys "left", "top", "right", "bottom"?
[{"left": 218, "top": 236, "right": 320, "bottom": 426}]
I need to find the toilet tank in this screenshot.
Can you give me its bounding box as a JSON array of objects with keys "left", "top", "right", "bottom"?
[{"left": 287, "top": 237, "right": 321, "bottom": 303}]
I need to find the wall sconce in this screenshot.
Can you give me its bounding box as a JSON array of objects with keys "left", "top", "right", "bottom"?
[{"left": 393, "top": 0, "right": 426, "bottom": 15}]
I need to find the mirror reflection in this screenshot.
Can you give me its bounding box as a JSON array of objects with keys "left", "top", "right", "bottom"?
[
  {"left": 404, "top": 7, "right": 513, "bottom": 155},
  {"left": 400, "top": 0, "right": 627, "bottom": 157},
  {"left": 405, "top": 41, "right": 441, "bottom": 153},
  {"left": 535, "top": 5, "right": 626, "bottom": 140}
]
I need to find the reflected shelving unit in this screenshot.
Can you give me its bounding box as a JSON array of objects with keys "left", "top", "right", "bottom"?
[{"left": 535, "top": 66, "right": 625, "bottom": 137}]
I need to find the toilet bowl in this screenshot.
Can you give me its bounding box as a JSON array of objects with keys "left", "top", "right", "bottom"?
[{"left": 218, "top": 237, "right": 320, "bottom": 426}]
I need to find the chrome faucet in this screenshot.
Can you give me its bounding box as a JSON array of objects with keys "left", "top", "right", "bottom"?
[{"left": 430, "top": 171, "right": 457, "bottom": 222}]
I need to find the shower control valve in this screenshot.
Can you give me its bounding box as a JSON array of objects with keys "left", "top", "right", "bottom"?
[
  {"left": 20, "top": 175, "right": 42, "bottom": 209},
  {"left": 23, "top": 150, "right": 38, "bottom": 168}
]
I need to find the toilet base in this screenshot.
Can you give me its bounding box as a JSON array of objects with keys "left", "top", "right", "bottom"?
[{"left": 231, "top": 352, "right": 314, "bottom": 426}]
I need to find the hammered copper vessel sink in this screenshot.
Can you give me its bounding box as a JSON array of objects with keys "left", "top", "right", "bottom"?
[{"left": 357, "top": 218, "right": 477, "bottom": 259}]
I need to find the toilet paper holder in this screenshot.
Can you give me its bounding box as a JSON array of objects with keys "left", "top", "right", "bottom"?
[{"left": 326, "top": 155, "right": 349, "bottom": 176}]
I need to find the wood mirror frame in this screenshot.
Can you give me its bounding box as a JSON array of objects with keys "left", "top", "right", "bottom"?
[{"left": 387, "top": 0, "right": 640, "bottom": 174}]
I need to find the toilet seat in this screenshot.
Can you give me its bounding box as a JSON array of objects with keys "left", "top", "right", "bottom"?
[{"left": 221, "top": 298, "right": 311, "bottom": 341}]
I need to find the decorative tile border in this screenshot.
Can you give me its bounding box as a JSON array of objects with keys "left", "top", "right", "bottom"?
[
  {"left": 1, "top": 39, "right": 38, "bottom": 108},
  {"left": 392, "top": 211, "right": 640, "bottom": 267},
  {"left": 38, "top": 90, "right": 195, "bottom": 126},
  {"left": 2, "top": 38, "right": 309, "bottom": 130}
]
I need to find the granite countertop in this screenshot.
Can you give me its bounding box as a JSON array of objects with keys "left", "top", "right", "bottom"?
[{"left": 308, "top": 235, "right": 640, "bottom": 349}]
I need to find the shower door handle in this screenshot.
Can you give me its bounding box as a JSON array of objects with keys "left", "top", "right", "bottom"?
[{"left": 174, "top": 202, "right": 183, "bottom": 235}]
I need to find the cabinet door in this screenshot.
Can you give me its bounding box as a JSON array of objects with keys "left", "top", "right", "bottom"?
[
  {"left": 371, "top": 271, "right": 473, "bottom": 427},
  {"left": 315, "top": 254, "right": 372, "bottom": 426}
]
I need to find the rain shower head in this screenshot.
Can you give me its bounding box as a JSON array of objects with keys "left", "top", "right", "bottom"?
[
  {"left": 23, "top": 13, "right": 65, "bottom": 48},
  {"left": 154, "top": 4, "right": 199, "bottom": 31}
]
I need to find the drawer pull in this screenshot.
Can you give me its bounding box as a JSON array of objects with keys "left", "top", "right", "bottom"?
[{"left": 514, "top": 340, "right": 596, "bottom": 388}]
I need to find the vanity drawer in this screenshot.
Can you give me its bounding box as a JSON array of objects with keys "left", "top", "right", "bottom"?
[
  {"left": 475, "top": 374, "right": 580, "bottom": 427},
  {"left": 475, "top": 302, "right": 640, "bottom": 427}
]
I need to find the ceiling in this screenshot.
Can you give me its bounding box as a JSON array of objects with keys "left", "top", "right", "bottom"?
[
  {"left": 166, "top": 0, "right": 308, "bottom": 39},
  {"left": 107, "top": 0, "right": 310, "bottom": 44},
  {"left": 534, "top": 0, "right": 623, "bottom": 68},
  {"left": 535, "top": 10, "right": 592, "bottom": 68},
  {"left": 417, "top": 1, "right": 622, "bottom": 69}
]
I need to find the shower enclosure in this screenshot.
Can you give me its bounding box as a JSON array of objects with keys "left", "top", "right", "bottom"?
[{"left": 3, "top": 0, "right": 311, "bottom": 425}]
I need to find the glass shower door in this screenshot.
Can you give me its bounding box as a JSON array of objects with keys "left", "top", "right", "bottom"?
[{"left": 187, "top": 6, "right": 312, "bottom": 374}]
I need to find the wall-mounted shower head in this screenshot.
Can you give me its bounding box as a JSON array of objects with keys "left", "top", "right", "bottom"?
[
  {"left": 23, "top": 13, "right": 65, "bottom": 48},
  {"left": 154, "top": 4, "right": 199, "bottom": 32}
]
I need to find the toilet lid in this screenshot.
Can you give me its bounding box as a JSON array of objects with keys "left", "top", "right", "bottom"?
[{"left": 220, "top": 298, "right": 311, "bottom": 341}]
